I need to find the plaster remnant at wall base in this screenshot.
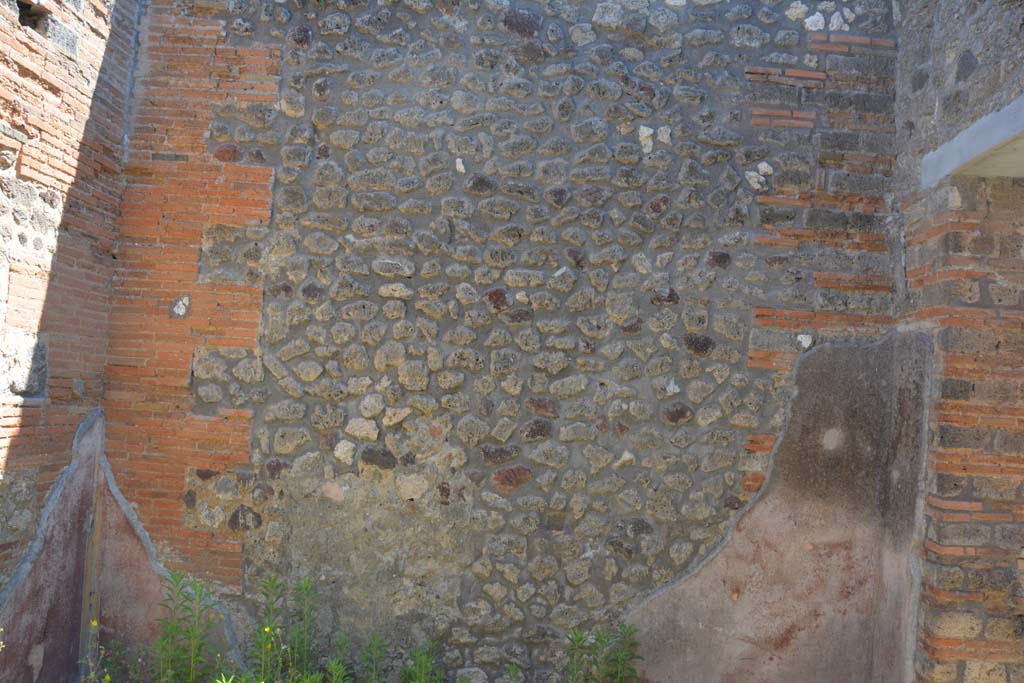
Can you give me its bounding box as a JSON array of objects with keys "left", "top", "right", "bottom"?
[
  {"left": 627, "top": 332, "right": 930, "bottom": 683},
  {"left": 0, "top": 410, "right": 246, "bottom": 682},
  {"left": 0, "top": 410, "right": 103, "bottom": 683}
]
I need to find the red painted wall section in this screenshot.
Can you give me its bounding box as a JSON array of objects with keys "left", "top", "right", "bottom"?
[{"left": 0, "top": 409, "right": 102, "bottom": 683}]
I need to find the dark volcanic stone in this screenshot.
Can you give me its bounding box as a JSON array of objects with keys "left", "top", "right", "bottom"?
[
  {"left": 684, "top": 333, "right": 716, "bottom": 356},
  {"left": 361, "top": 445, "right": 397, "bottom": 469},
  {"left": 503, "top": 9, "right": 541, "bottom": 38},
  {"left": 481, "top": 443, "right": 521, "bottom": 465},
  {"left": 286, "top": 25, "right": 312, "bottom": 48},
  {"left": 662, "top": 400, "right": 694, "bottom": 425},
  {"left": 493, "top": 465, "right": 533, "bottom": 494},
  {"left": 526, "top": 397, "right": 559, "bottom": 418},
  {"left": 651, "top": 287, "right": 679, "bottom": 306},
  {"left": 228, "top": 504, "right": 263, "bottom": 531},
  {"left": 522, "top": 418, "right": 553, "bottom": 442},
  {"left": 485, "top": 287, "right": 511, "bottom": 311},
  {"left": 707, "top": 251, "right": 731, "bottom": 268}
]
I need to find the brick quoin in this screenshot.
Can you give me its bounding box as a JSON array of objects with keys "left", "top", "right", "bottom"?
[
  {"left": 103, "top": 0, "right": 277, "bottom": 583},
  {"left": 902, "top": 179, "right": 1024, "bottom": 683}
]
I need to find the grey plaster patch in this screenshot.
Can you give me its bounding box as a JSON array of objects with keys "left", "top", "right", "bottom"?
[
  {"left": 921, "top": 89, "right": 1024, "bottom": 187},
  {"left": 625, "top": 331, "right": 931, "bottom": 683}
]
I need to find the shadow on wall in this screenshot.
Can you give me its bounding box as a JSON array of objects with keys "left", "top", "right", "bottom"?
[
  {"left": 626, "top": 332, "right": 931, "bottom": 683},
  {"left": 0, "top": 0, "right": 179, "bottom": 679}
]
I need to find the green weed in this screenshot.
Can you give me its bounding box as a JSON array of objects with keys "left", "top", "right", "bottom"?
[
  {"left": 360, "top": 634, "right": 387, "bottom": 683},
  {"left": 562, "top": 624, "right": 642, "bottom": 683},
  {"left": 287, "top": 577, "right": 316, "bottom": 677},
  {"left": 154, "top": 570, "right": 220, "bottom": 683},
  {"left": 399, "top": 642, "right": 442, "bottom": 683}
]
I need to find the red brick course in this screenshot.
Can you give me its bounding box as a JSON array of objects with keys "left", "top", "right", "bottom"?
[{"left": 102, "top": 0, "right": 276, "bottom": 584}]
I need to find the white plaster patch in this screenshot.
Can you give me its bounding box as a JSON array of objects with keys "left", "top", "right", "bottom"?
[
  {"left": 171, "top": 294, "right": 191, "bottom": 318},
  {"left": 822, "top": 427, "right": 844, "bottom": 451},
  {"left": 613, "top": 450, "right": 636, "bottom": 469},
  {"left": 455, "top": 157, "right": 466, "bottom": 173},
  {"left": 657, "top": 126, "right": 672, "bottom": 145},
  {"left": 638, "top": 125, "right": 655, "bottom": 153},
  {"left": 797, "top": 333, "right": 814, "bottom": 349}
]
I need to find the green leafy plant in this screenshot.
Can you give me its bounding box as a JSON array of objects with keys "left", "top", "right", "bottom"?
[
  {"left": 563, "top": 628, "right": 590, "bottom": 683},
  {"left": 254, "top": 575, "right": 286, "bottom": 683},
  {"left": 399, "top": 642, "right": 443, "bottom": 683},
  {"left": 561, "top": 625, "right": 642, "bottom": 683},
  {"left": 185, "top": 580, "right": 218, "bottom": 683},
  {"left": 326, "top": 658, "right": 353, "bottom": 683},
  {"left": 288, "top": 577, "right": 316, "bottom": 677},
  {"left": 591, "top": 628, "right": 617, "bottom": 683},
  {"left": 605, "top": 625, "right": 641, "bottom": 683},
  {"left": 503, "top": 663, "right": 525, "bottom": 683},
  {"left": 76, "top": 577, "right": 648, "bottom": 683},
  {"left": 325, "top": 634, "right": 354, "bottom": 683},
  {"left": 153, "top": 570, "right": 220, "bottom": 683},
  {"left": 360, "top": 634, "right": 387, "bottom": 683}
]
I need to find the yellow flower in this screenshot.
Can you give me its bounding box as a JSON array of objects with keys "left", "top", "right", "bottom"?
[
  {"left": 91, "top": 620, "right": 98, "bottom": 628},
  {"left": 264, "top": 626, "right": 271, "bottom": 633},
  {"left": 103, "top": 675, "right": 111, "bottom": 682}
]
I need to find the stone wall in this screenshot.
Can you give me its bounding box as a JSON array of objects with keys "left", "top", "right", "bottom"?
[
  {"left": 900, "top": 174, "right": 1024, "bottom": 683},
  {"left": 1, "top": 0, "right": 1022, "bottom": 680},
  {"left": 98, "top": 0, "right": 916, "bottom": 677}
]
